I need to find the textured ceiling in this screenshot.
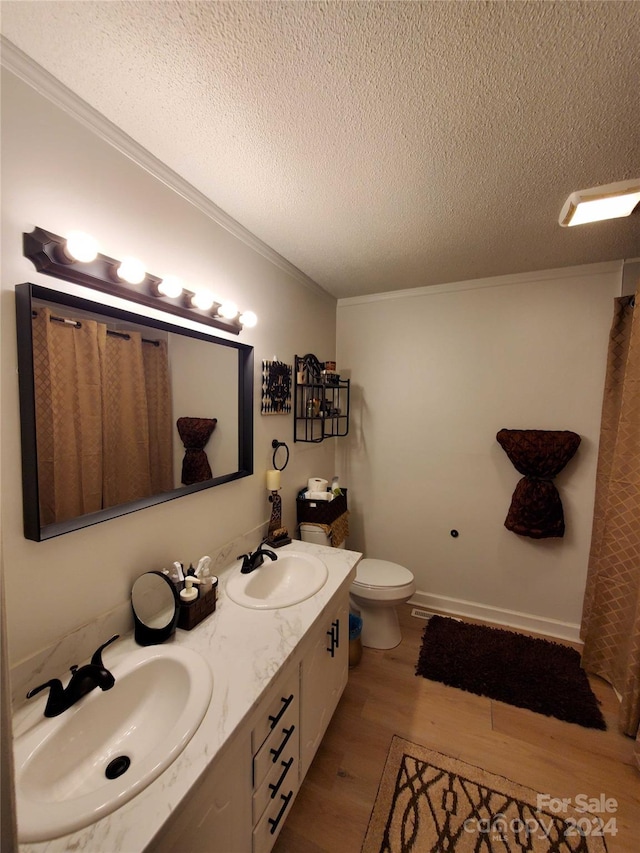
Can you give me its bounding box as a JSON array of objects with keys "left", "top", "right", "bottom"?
[{"left": 1, "top": 1, "right": 639, "bottom": 299}]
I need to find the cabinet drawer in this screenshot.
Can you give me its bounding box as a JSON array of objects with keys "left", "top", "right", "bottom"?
[
  {"left": 252, "top": 668, "right": 298, "bottom": 754},
  {"left": 253, "top": 695, "right": 298, "bottom": 790},
  {"left": 252, "top": 725, "right": 298, "bottom": 824},
  {"left": 252, "top": 782, "right": 296, "bottom": 853}
]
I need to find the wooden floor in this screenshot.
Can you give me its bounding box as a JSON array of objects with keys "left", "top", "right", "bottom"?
[{"left": 274, "top": 606, "right": 639, "bottom": 853}]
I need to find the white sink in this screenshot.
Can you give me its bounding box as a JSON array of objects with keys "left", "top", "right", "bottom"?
[
  {"left": 14, "top": 644, "right": 213, "bottom": 842},
  {"left": 225, "top": 550, "right": 328, "bottom": 609}
]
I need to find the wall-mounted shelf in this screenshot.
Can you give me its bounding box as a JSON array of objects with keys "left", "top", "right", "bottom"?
[{"left": 293, "top": 355, "right": 350, "bottom": 443}]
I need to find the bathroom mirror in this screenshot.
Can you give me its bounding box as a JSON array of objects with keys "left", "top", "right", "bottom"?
[
  {"left": 131, "top": 571, "right": 180, "bottom": 645},
  {"left": 15, "top": 282, "right": 254, "bottom": 541}
]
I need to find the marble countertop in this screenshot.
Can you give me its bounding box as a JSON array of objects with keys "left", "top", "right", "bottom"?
[{"left": 15, "top": 541, "right": 361, "bottom": 852}]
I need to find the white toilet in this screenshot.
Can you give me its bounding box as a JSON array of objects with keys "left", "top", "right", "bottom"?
[
  {"left": 350, "top": 559, "right": 416, "bottom": 649},
  {"left": 299, "top": 524, "right": 416, "bottom": 650}
]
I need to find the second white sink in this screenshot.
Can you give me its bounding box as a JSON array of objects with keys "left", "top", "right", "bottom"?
[{"left": 225, "top": 550, "right": 328, "bottom": 609}]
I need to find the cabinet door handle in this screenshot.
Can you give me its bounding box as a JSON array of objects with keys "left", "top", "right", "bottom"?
[
  {"left": 269, "top": 756, "right": 294, "bottom": 799},
  {"left": 268, "top": 693, "right": 294, "bottom": 729},
  {"left": 326, "top": 627, "right": 335, "bottom": 657},
  {"left": 326, "top": 619, "right": 340, "bottom": 656},
  {"left": 268, "top": 790, "right": 293, "bottom": 835},
  {"left": 270, "top": 724, "right": 295, "bottom": 763}
]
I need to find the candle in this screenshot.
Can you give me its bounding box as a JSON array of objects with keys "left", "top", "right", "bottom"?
[{"left": 266, "top": 469, "right": 281, "bottom": 491}]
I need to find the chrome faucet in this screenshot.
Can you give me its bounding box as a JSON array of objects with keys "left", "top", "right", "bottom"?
[
  {"left": 26, "top": 635, "right": 119, "bottom": 717},
  {"left": 237, "top": 542, "right": 278, "bottom": 574}
]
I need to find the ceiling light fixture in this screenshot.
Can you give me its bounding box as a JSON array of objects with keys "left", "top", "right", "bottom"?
[
  {"left": 559, "top": 179, "right": 640, "bottom": 227},
  {"left": 23, "top": 227, "right": 257, "bottom": 334}
]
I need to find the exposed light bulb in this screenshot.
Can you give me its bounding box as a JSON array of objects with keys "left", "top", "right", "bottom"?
[
  {"left": 157, "top": 276, "right": 183, "bottom": 299},
  {"left": 239, "top": 310, "right": 258, "bottom": 328},
  {"left": 65, "top": 231, "right": 98, "bottom": 263},
  {"left": 191, "top": 289, "right": 215, "bottom": 311},
  {"left": 218, "top": 300, "right": 239, "bottom": 319},
  {"left": 117, "top": 257, "right": 146, "bottom": 285}
]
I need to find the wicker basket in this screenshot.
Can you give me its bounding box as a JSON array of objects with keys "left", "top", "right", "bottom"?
[
  {"left": 297, "top": 489, "right": 347, "bottom": 526},
  {"left": 177, "top": 579, "right": 217, "bottom": 631}
]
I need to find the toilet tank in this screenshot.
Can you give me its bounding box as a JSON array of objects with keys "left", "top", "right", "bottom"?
[{"left": 299, "top": 523, "right": 346, "bottom": 549}]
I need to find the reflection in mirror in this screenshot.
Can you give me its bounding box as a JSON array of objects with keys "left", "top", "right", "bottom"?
[
  {"left": 15, "top": 283, "right": 253, "bottom": 541},
  {"left": 131, "top": 571, "right": 179, "bottom": 645}
]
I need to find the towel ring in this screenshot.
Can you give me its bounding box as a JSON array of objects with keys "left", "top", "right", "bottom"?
[{"left": 272, "top": 439, "right": 290, "bottom": 472}]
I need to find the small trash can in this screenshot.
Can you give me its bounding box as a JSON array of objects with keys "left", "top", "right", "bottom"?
[{"left": 349, "top": 612, "right": 363, "bottom": 667}]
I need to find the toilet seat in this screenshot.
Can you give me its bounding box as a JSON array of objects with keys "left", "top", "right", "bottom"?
[
  {"left": 353, "top": 558, "right": 414, "bottom": 590},
  {"left": 350, "top": 559, "right": 416, "bottom": 605}
]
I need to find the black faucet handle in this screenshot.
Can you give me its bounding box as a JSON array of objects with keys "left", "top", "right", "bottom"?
[
  {"left": 90, "top": 634, "right": 119, "bottom": 668},
  {"left": 26, "top": 678, "right": 63, "bottom": 701}
]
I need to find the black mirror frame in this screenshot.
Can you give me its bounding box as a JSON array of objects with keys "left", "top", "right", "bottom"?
[{"left": 15, "top": 282, "right": 254, "bottom": 541}]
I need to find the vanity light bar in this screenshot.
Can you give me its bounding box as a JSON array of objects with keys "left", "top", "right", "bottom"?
[{"left": 23, "top": 227, "right": 258, "bottom": 335}]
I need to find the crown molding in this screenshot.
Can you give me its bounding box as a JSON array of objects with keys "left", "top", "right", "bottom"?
[
  {"left": 1, "top": 36, "right": 331, "bottom": 301},
  {"left": 337, "top": 260, "right": 623, "bottom": 307}
]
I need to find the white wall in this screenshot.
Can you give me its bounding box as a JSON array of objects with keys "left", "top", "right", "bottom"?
[
  {"left": 337, "top": 265, "right": 621, "bottom": 638},
  {"left": 170, "top": 335, "right": 239, "bottom": 485},
  {"left": 1, "top": 70, "right": 337, "bottom": 667},
  {"left": 0, "top": 63, "right": 624, "bottom": 669}
]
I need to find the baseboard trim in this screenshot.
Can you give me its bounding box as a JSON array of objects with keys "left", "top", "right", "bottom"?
[{"left": 408, "top": 591, "right": 582, "bottom": 643}]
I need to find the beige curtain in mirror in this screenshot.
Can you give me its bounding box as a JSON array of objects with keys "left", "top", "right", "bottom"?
[
  {"left": 142, "top": 339, "right": 174, "bottom": 494},
  {"left": 581, "top": 290, "right": 640, "bottom": 769},
  {"left": 101, "top": 330, "right": 153, "bottom": 507},
  {"left": 32, "top": 308, "right": 103, "bottom": 525},
  {"left": 32, "top": 310, "right": 173, "bottom": 522}
]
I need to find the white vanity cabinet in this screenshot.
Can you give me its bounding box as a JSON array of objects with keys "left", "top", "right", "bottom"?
[
  {"left": 251, "top": 667, "right": 300, "bottom": 853},
  {"left": 299, "top": 596, "right": 349, "bottom": 777},
  {"left": 146, "top": 579, "right": 352, "bottom": 853},
  {"left": 147, "top": 663, "right": 300, "bottom": 853},
  {"left": 147, "top": 730, "right": 253, "bottom": 853},
  {"left": 252, "top": 587, "right": 350, "bottom": 852},
  {"left": 16, "top": 544, "right": 360, "bottom": 853}
]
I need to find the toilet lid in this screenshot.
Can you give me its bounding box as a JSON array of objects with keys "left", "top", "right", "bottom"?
[{"left": 354, "top": 558, "right": 414, "bottom": 588}]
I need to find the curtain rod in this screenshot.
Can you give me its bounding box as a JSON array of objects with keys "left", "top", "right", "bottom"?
[{"left": 32, "top": 309, "right": 161, "bottom": 344}]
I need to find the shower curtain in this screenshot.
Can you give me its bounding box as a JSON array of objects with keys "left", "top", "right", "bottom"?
[
  {"left": 32, "top": 308, "right": 173, "bottom": 522},
  {"left": 580, "top": 290, "right": 640, "bottom": 769}
]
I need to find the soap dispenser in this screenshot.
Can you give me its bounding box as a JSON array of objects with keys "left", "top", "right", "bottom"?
[{"left": 180, "top": 576, "right": 201, "bottom": 603}]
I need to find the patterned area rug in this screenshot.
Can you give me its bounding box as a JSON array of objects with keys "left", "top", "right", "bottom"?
[
  {"left": 416, "top": 616, "right": 606, "bottom": 730},
  {"left": 362, "top": 737, "right": 609, "bottom": 852}
]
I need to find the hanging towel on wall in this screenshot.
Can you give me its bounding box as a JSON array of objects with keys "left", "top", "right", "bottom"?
[
  {"left": 177, "top": 417, "right": 217, "bottom": 485},
  {"left": 496, "top": 429, "right": 580, "bottom": 539}
]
